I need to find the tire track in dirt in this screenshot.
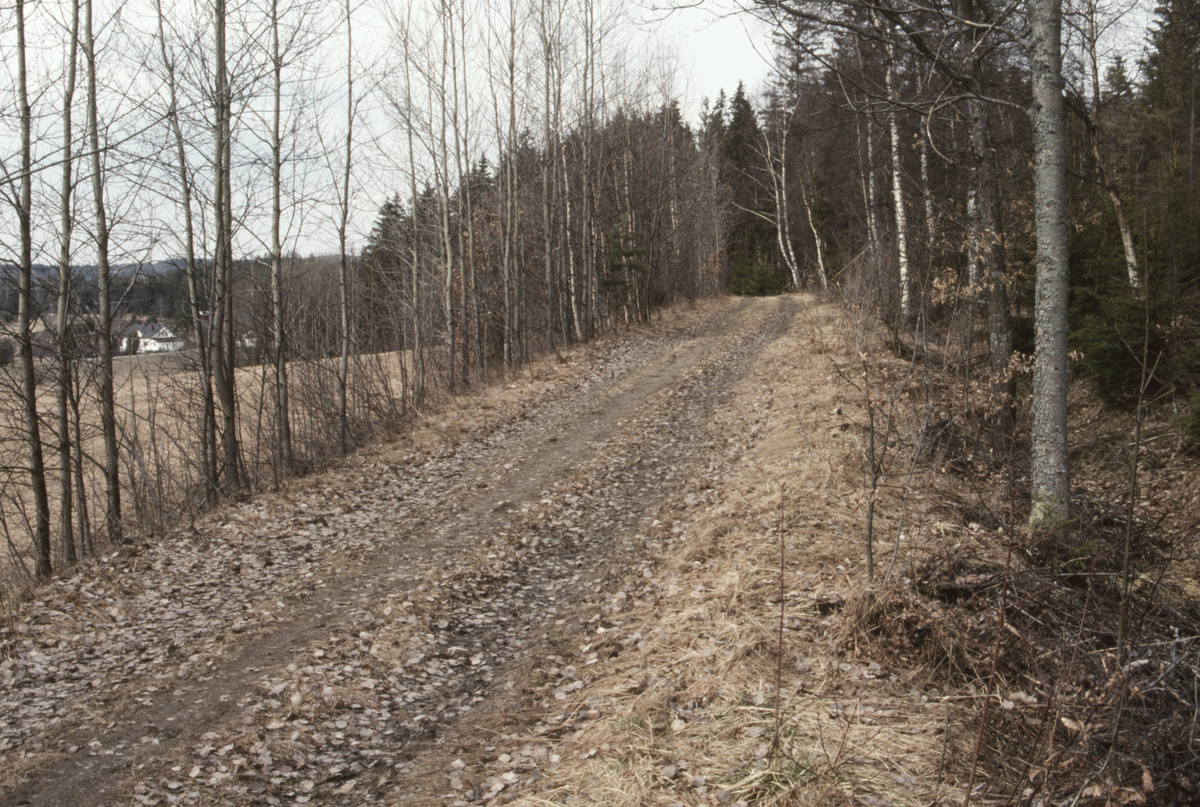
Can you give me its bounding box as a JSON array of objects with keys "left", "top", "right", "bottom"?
[{"left": 3, "top": 296, "right": 798, "bottom": 807}]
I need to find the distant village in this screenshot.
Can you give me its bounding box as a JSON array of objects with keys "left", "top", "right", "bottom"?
[
  {"left": 0, "top": 257, "right": 307, "bottom": 366},
  {"left": 0, "top": 315, "right": 192, "bottom": 363}
]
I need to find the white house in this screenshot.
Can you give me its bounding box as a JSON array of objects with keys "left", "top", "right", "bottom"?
[{"left": 121, "top": 324, "right": 185, "bottom": 354}]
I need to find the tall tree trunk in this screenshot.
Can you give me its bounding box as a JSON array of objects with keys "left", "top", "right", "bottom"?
[
  {"left": 453, "top": 7, "right": 474, "bottom": 384},
  {"left": 919, "top": 131, "right": 935, "bottom": 253},
  {"left": 500, "top": 0, "right": 520, "bottom": 367},
  {"left": 460, "top": 11, "right": 482, "bottom": 381},
  {"left": 968, "top": 93, "right": 1015, "bottom": 448},
  {"left": 1082, "top": 0, "right": 1139, "bottom": 288},
  {"left": 15, "top": 0, "right": 53, "bottom": 579},
  {"left": 886, "top": 42, "right": 914, "bottom": 322},
  {"left": 270, "top": 0, "right": 294, "bottom": 471},
  {"left": 562, "top": 144, "right": 583, "bottom": 341},
  {"left": 156, "top": 0, "right": 218, "bottom": 502},
  {"left": 211, "top": 0, "right": 241, "bottom": 489},
  {"left": 338, "top": 0, "right": 353, "bottom": 454},
  {"left": 797, "top": 152, "right": 828, "bottom": 289},
  {"left": 437, "top": 0, "right": 455, "bottom": 391},
  {"left": 852, "top": 44, "right": 879, "bottom": 251},
  {"left": 1028, "top": 0, "right": 1072, "bottom": 529},
  {"left": 402, "top": 33, "right": 425, "bottom": 405},
  {"left": 581, "top": 0, "right": 595, "bottom": 339},
  {"left": 57, "top": 0, "right": 80, "bottom": 565},
  {"left": 766, "top": 104, "right": 803, "bottom": 289},
  {"left": 84, "top": 0, "right": 122, "bottom": 542},
  {"left": 540, "top": 0, "right": 559, "bottom": 349},
  {"left": 70, "top": 387, "right": 92, "bottom": 555}
]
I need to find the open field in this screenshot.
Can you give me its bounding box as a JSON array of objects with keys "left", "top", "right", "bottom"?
[{"left": 0, "top": 346, "right": 413, "bottom": 594}]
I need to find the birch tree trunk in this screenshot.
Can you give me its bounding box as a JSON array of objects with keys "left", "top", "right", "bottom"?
[
  {"left": 1082, "top": 0, "right": 1139, "bottom": 288},
  {"left": 797, "top": 153, "right": 828, "bottom": 289},
  {"left": 885, "top": 43, "right": 914, "bottom": 322},
  {"left": 84, "top": 0, "right": 122, "bottom": 542},
  {"left": 437, "top": 0, "right": 456, "bottom": 392},
  {"left": 540, "top": 0, "right": 561, "bottom": 348},
  {"left": 156, "top": 0, "right": 218, "bottom": 502},
  {"left": 968, "top": 94, "right": 1015, "bottom": 447},
  {"left": 270, "top": 0, "right": 294, "bottom": 470},
  {"left": 452, "top": 4, "right": 474, "bottom": 383},
  {"left": 852, "top": 43, "right": 879, "bottom": 251},
  {"left": 402, "top": 30, "right": 425, "bottom": 404},
  {"left": 562, "top": 144, "right": 583, "bottom": 341},
  {"left": 57, "top": 0, "right": 80, "bottom": 565},
  {"left": 919, "top": 131, "right": 935, "bottom": 254},
  {"left": 580, "top": 0, "right": 595, "bottom": 339},
  {"left": 211, "top": 0, "right": 241, "bottom": 489},
  {"left": 498, "top": 0, "right": 521, "bottom": 367},
  {"left": 337, "top": 0, "right": 353, "bottom": 454},
  {"left": 765, "top": 104, "right": 803, "bottom": 289},
  {"left": 15, "top": 0, "right": 53, "bottom": 579}
]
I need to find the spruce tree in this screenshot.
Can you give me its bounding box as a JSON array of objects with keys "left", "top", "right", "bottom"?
[{"left": 721, "top": 83, "right": 787, "bottom": 295}]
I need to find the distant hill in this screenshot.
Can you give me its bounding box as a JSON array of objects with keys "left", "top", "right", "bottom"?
[{"left": 0, "top": 259, "right": 192, "bottom": 281}]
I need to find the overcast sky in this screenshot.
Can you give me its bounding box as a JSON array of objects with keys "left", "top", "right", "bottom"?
[
  {"left": 0, "top": 0, "right": 782, "bottom": 262},
  {"left": 637, "top": 1, "right": 776, "bottom": 123}
]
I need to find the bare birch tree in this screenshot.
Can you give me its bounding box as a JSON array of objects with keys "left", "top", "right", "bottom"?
[
  {"left": 9, "top": 0, "right": 54, "bottom": 579},
  {"left": 1073, "top": 0, "right": 1139, "bottom": 288},
  {"left": 883, "top": 39, "right": 913, "bottom": 321},
  {"left": 83, "top": 0, "right": 122, "bottom": 541},
  {"left": 269, "top": 0, "right": 295, "bottom": 469},
  {"left": 336, "top": 0, "right": 354, "bottom": 453},
  {"left": 211, "top": 0, "right": 242, "bottom": 489},
  {"left": 56, "top": 0, "right": 81, "bottom": 564},
  {"left": 155, "top": 0, "right": 219, "bottom": 502}
]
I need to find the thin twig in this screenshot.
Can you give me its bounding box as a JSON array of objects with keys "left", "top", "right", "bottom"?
[{"left": 772, "top": 483, "right": 786, "bottom": 758}]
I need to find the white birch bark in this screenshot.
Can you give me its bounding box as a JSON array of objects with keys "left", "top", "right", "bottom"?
[
  {"left": 797, "top": 155, "right": 828, "bottom": 289},
  {"left": 919, "top": 131, "right": 935, "bottom": 254},
  {"left": 886, "top": 43, "right": 913, "bottom": 322},
  {"left": 764, "top": 104, "right": 803, "bottom": 289},
  {"left": 1083, "top": 0, "right": 1139, "bottom": 288}
]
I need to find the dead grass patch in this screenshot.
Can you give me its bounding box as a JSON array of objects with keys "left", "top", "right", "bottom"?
[{"left": 509, "top": 294, "right": 969, "bottom": 807}]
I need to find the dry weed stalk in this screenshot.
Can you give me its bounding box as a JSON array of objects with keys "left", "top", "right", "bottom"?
[{"left": 830, "top": 350, "right": 917, "bottom": 584}]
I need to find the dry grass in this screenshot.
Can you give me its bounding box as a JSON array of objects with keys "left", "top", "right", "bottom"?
[{"left": 504, "top": 295, "right": 972, "bottom": 807}]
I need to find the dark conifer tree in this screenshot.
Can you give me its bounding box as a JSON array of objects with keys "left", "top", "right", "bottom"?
[{"left": 720, "top": 83, "right": 787, "bottom": 295}]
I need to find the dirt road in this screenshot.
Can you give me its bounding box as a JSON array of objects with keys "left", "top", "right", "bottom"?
[{"left": 1, "top": 295, "right": 804, "bottom": 806}]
